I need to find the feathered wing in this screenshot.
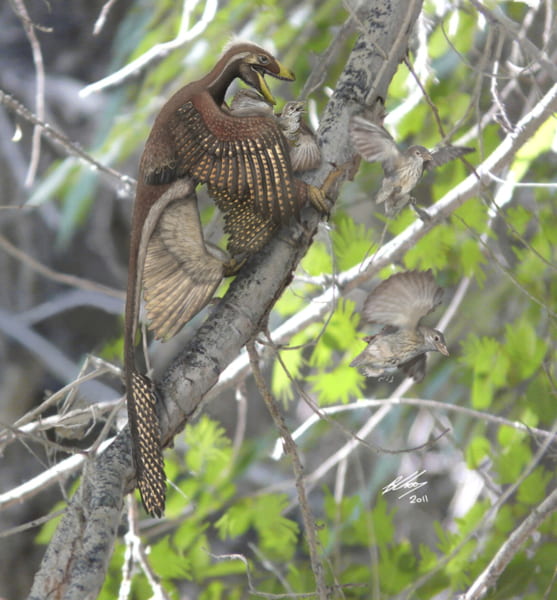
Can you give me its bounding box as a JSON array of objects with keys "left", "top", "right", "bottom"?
[
  {"left": 290, "top": 127, "right": 322, "bottom": 172},
  {"left": 426, "top": 145, "right": 474, "bottom": 169},
  {"left": 349, "top": 115, "right": 401, "bottom": 169},
  {"left": 167, "top": 95, "right": 300, "bottom": 224},
  {"left": 211, "top": 186, "right": 280, "bottom": 256},
  {"left": 362, "top": 270, "right": 444, "bottom": 329},
  {"left": 143, "top": 196, "right": 225, "bottom": 340}
]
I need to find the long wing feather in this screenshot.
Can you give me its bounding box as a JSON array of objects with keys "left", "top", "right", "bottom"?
[
  {"left": 362, "top": 270, "right": 444, "bottom": 329},
  {"left": 290, "top": 129, "right": 322, "bottom": 172},
  {"left": 143, "top": 196, "right": 225, "bottom": 340},
  {"left": 168, "top": 95, "right": 299, "bottom": 224},
  {"left": 349, "top": 115, "right": 400, "bottom": 169},
  {"left": 426, "top": 145, "right": 474, "bottom": 169}
]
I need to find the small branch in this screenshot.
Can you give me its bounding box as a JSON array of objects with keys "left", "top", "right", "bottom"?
[
  {"left": 404, "top": 417, "right": 557, "bottom": 599},
  {"left": 469, "top": 0, "right": 557, "bottom": 81},
  {"left": 460, "top": 487, "right": 557, "bottom": 599},
  {"left": 0, "top": 89, "right": 136, "bottom": 195},
  {"left": 0, "top": 309, "right": 118, "bottom": 400},
  {"left": 93, "top": 0, "right": 119, "bottom": 35},
  {"left": 0, "top": 233, "right": 125, "bottom": 300},
  {"left": 80, "top": 0, "right": 218, "bottom": 97},
  {"left": 125, "top": 497, "right": 171, "bottom": 600},
  {"left": 10, "top": 0, "right": 46, "bottom": 186},
  {"left": 247, "top": 341, "right": 327, "bottom": 599},
  {"left": 273, "top": 396, "right": 555, "bottom": 461},
  {"left": 0, "top": 437, "right": 115, "bottom": 511}
]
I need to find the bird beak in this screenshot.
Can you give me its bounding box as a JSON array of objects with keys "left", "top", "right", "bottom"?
[
  {"left": 255, "top": 62, "right": 295, "bottom": 105},
  {"left": 437, "top": 342, "right": 450, "bottom": 356}
]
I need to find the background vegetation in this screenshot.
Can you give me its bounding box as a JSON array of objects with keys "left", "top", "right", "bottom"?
[{"left": 0, "top": 0, "right": 556, "bottom": 598}]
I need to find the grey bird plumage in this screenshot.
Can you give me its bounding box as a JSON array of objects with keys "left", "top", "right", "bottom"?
[
  {"left": 349, "top": 114, "right": 473, "bottom": 216},
  {"left": 350, "top": 270, "right": 449, "bottom": 382}
]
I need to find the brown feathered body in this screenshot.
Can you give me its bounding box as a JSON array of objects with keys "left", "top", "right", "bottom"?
[
  {"left": 223, "top": 91, "right": 323, "bottom": 254},
  {"left": 350, "top": 270, "right": 449, "bottom": 382},
  {"left": 349, "top": 114, "right": 473, "bottom": 216},
  {"left": 125, "top": 42, "right": 311, "bottom": 516}
]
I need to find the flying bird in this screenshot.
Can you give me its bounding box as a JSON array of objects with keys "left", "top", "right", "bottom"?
[
  {"left": 349, "top": 114, "right": 473, "bottom": 217},
  {"left": 350, "top": 270, "right": 449, "bottom": 382}
]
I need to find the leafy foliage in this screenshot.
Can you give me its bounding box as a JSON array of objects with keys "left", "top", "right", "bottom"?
[{"left": 12, "top": 0, "right": 557, "bottom": 599}]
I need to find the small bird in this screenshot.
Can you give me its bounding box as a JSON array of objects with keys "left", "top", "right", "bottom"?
[
  {"left": 230, "top": 91, "right": 321, "bottom": 172},
  {"left": 349, "top": 114, "right": 473, "bottom": 217},
  {"left": 228, "top": 88, "right": 275, "bottom": 117},
  {"left": 279, "top": 101, "right": 322, "bottom": 172},
  {"left": 350, "top": 270, "right": 449, "bottom": 382}
]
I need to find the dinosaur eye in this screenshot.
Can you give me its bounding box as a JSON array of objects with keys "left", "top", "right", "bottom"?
[
  {"left": 434, "top": 334, "right": 440, "bottom": 342},
  {"left": 258, "top": 54, "right": 270, "bottom": 65}
]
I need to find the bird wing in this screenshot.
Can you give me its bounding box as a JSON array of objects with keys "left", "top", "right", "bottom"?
[
  {"left": 167, "top": 94, "right": 300, "bottom": 225},
  {"left": 290, "top": 128, "right": 322, "bottom": 172},
  {"left": 211, "top": 186, "right": 279, "bottom": 256},
  {"left": 143, "top": 196, "right": 225, "bottom": 341},
  {"left": 349, "top": 115, "right": 400, "bottom": 170},
  {"left": 362, "top": 270, "right": 444, "bottom": 329},
  {"left": 426, "top": 145, "right": 474, "bottom": 169}
]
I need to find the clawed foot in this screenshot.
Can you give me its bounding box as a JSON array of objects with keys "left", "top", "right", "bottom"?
[
  {"left": 307, "top": 160, "right": 354, "bottom": 217},
  {"left": 222, "top": 256, "right": 247, "bottom": 277},
  {"left": 409, "top": 197, "right": 431, "bottom": 222},
  {"left": 321, "top": 160, "right": 354, "bottom": 196}
]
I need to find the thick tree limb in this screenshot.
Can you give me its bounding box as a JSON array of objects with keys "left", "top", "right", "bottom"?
[{"left": 29, "top": 2, "right": 423, "bottom": 598}]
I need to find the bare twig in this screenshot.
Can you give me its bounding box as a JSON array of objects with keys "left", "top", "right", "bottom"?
[
  {"left": 80, "top": 0, "right": 218, "bottom": 97},
  {"left": 0, "top": 233, "right": 125, "bottom": 299},
  {"left": 93, "top": 0, "right": 119, "bottom": 35},
  {"left": 247, "top": 341, "right": 327, "bottom": 599},
  {"left": 10, "top": 0, "right": 46, "bottom": 186},
  {"left": 0, "top": 89, "right": 136, "bottom": 194}
]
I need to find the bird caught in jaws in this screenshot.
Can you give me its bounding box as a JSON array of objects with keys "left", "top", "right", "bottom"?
[{"left": 350, "top": 270, "right": 449, "bottom": 383}]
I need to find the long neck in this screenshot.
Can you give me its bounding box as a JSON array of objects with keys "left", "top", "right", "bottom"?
[{"left": 203, "top": 51, "right": 248, "bottom": 104}]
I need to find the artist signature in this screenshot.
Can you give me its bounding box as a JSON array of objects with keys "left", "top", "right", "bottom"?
[{"left": 382, "top": 469, "right": 428, "bottom": 499}]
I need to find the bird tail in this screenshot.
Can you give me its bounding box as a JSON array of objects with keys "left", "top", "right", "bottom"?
[{"left": 128, "top": 371, "right": 166, "bottom": 517}]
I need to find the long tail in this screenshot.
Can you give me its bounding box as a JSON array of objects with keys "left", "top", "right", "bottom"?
[{"left": 128, "top": 371, "right": 166, "bottom": 517}]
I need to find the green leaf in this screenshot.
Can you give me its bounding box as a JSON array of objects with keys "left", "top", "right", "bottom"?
[
  {"left": 271, "top": 344, "right": 305, "bottom": 402},
  {"left": 517, "top": 468, "right": 551, "bottom": 506},
  {"left": 308, "top": 363, "right": 365, "bottom": 405},
  {"left": 459, "top": 335, "right": 510, "bottom": 408},
  {"left": 504, "top": 317, "right": 548, "bottom": 381},
  {"left": 149, "top": 537, "right": 192, "bottom": 579},
  {"left": 184, "top": 417, "right": 232, "bottom": 478},
  {"left": 215, "top": 502, "right": 253, "bottom": 539},
  {"left": 332, "top": 211, "right": 376, "bottom": 270},
  {"left": 494, "top": 441, "right": 532, "bottom": 484},
  {"left": 253, "top": 494, "right": 299, "bottom": 559},
  {"left": 300, "top": 240, "right": 332, "bottom": 275},
  {"left": 465, "top": 435, "right": 491, "bottom": 469}
]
